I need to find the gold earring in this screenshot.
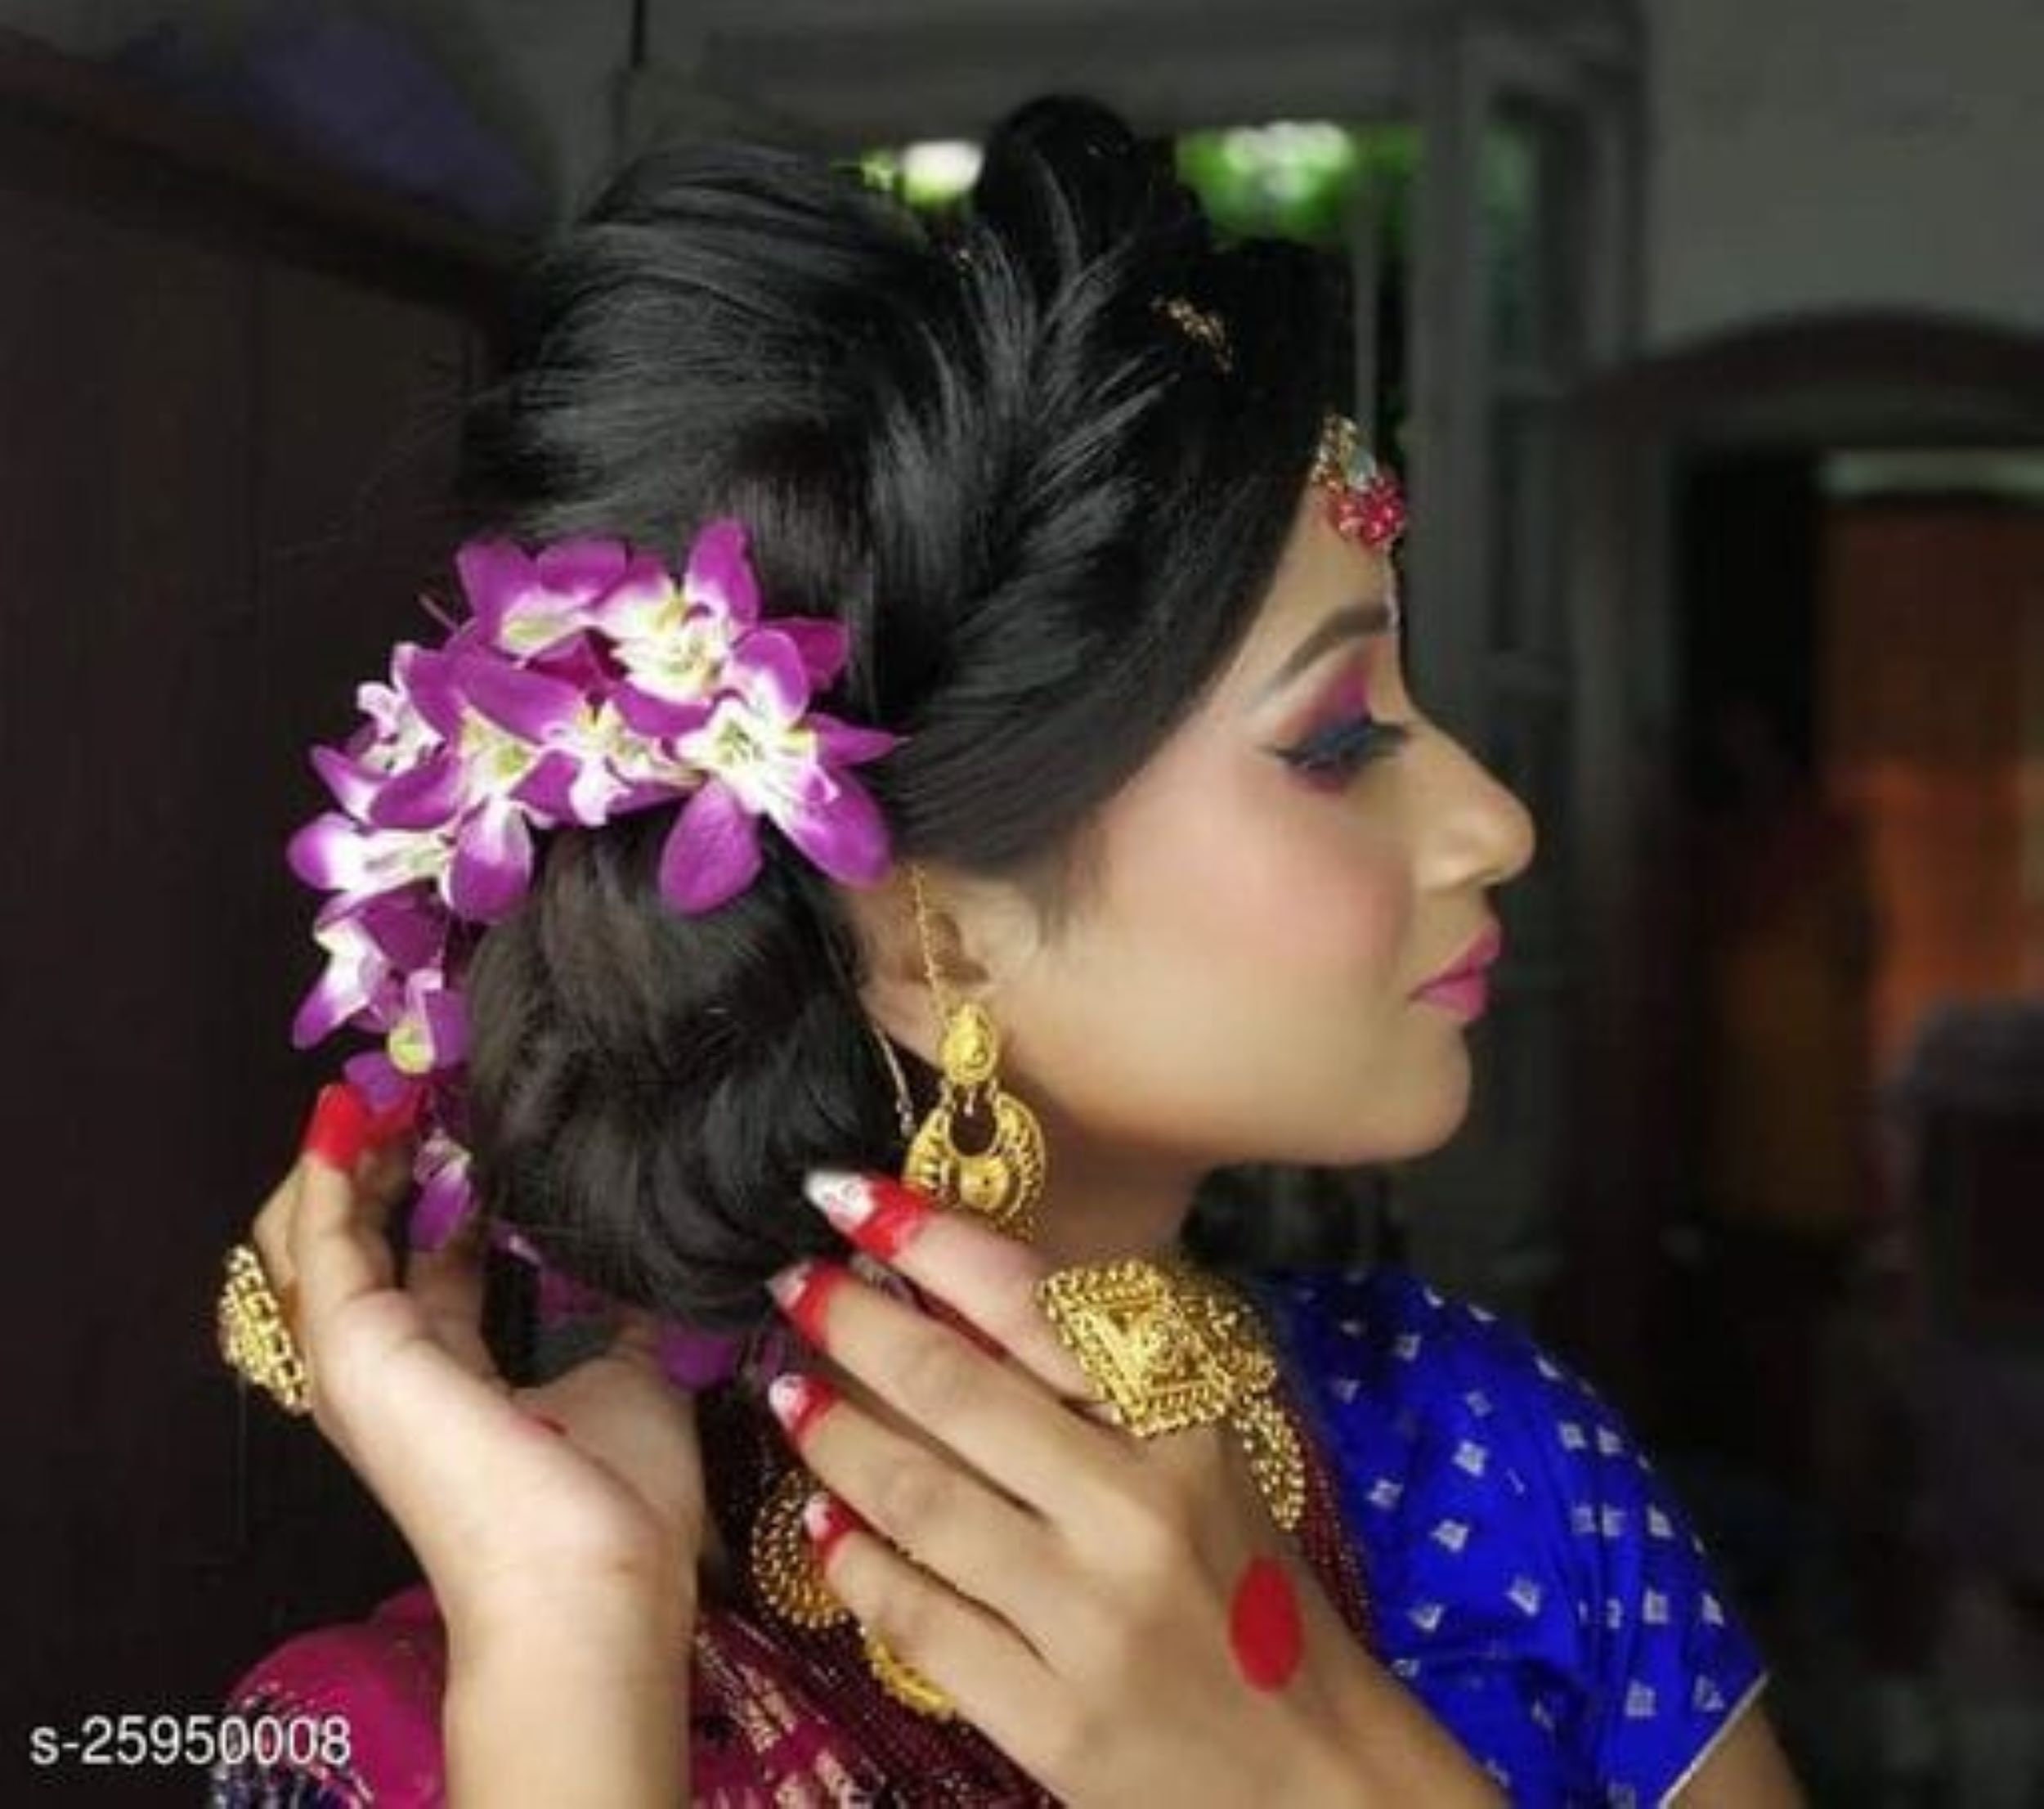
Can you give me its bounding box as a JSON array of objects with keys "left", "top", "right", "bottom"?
[
  {"left": 895, "top": 864, "right": 1046, "bottom": 1245},
  {"left": 751, "top": 865, "right": 1046, "bottom": 1721}
]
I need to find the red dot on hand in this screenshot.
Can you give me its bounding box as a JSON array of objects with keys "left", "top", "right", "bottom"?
[{"left": 1228, "top": 1555, "right": 1304, "bottom": 1690}]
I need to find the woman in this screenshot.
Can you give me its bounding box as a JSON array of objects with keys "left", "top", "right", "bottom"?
[{"left": 210, "top": 96, "right": 1804, "bottom": 1805}]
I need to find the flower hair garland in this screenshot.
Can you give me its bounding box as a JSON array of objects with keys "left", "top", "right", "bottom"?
[{"left": 285, "top": 517, "right": 904, "bottom": 1305}]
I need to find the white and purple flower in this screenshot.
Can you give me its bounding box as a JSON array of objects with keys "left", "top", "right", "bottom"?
[{"left": 286, "top": 515, "right": 904, "bottom": 1264}]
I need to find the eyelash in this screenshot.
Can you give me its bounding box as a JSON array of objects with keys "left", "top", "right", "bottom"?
[{"left": 1280, "top": 711, "right": 1413, "bottom": 782}]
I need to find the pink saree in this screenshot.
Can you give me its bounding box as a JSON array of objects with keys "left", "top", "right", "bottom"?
[{"left": 209, "top": 1322, "right": 1375, "bottom": 1807}]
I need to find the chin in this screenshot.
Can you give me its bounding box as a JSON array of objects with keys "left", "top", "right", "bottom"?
[{"left": 1316, "top": 1065, "right": 1475, "bottom": 1166}]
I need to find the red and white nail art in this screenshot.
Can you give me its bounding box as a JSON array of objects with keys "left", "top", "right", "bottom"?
[
  {"left": 800, "top": 1488, "right": 866, "bottom": 1564},
  {"left": 803, "top": 1169, "right": 938, "bottom": 1260},
  {"left": 765, "top": 1369, "right": 835, "bottom": 1444}
]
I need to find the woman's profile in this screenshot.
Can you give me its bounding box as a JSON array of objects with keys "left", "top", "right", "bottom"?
[{"left": 208, "top": 93, "right": 1804, "bottom": 1807}]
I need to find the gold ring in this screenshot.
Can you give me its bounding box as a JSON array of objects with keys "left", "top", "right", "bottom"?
[
  {"left": 1034, "top": 1254, "right": 1305, "bottom": 1532},
  {"left": 862, "top": 1626, "right": 956, "bottom": 1719},
  {"left": 1034, "top": 1255, "right": 1264, "bottom": 1437},
  {"left": 217, "top": 1242, "right": 312, "bottom": 1416}
]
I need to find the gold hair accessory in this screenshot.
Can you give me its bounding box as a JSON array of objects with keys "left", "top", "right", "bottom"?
[
  {"left": 1153, "top": 294, "right": 1234, "bottom": 372},
  {"left": 217, "top": 1242, "right": 312, "bottom": 1416},
  {"left": 1154, "top": 298, "right": 1405, "bottom": 554},
  {"left": 897, "top": 865, "right": 1046, "bottom": 1244}
]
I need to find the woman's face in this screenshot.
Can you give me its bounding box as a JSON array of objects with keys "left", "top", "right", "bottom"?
[{"left": 970, "top": 475, "right": 1538, "bottom": 1183}]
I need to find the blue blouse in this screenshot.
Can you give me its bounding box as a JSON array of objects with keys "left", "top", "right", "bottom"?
[{"left": 1248, "top": 1264, "right": 1768, "bottom": 1808}]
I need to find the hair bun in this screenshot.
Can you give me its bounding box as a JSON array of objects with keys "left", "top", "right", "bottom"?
[{"left": 970, "top": 93, "right": 1209, "bottom": 291}]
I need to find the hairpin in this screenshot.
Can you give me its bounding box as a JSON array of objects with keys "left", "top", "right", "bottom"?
[{"left": 1152, "top": 295, "right": 1235, "bottom": 372}]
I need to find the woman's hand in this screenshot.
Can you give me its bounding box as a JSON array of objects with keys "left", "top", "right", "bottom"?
[
  {"left": 759, "top": 1170, "right": 1501, "bottom": 1809},
  {"left": 248, "top": 1085, "right": 706, "bottom": 1649}
]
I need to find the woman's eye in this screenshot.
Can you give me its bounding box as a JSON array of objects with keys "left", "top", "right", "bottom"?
[{"left": 1280, "top": 713, "right": 1412, "bottom": 781}]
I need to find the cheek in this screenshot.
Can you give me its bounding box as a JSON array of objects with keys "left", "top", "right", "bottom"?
[
  {"left": 1126, "top": 752, "right": 1415, "bottom": 1012},
  {"left": 1204, "top": 776, "right": 1410, "bottom": 989},
  {"left": 1268, "top": 833, "right": 1409, "bottom": 990},
  {"left": 1002, "top": 758, "right": 1423, "bottom": 1159}
]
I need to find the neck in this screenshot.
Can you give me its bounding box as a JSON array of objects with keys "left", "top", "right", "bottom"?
[{"left": 1025, "top": 1137, "right": 1205, "bottom": 1272}]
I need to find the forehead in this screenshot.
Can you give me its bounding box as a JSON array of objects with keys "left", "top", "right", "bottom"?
[{"left": 1217, "top": 478, "right": 1397, "bottom": 687}]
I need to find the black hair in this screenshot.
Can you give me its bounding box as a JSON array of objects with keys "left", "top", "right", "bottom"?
[{"left": 455, "top": 94, "right": 1342, "bottom": 1332}]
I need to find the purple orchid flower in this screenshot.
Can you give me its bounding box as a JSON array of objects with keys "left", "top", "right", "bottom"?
[
  {"left": 385, "top": 967, "right": 468, "bottom": 1078},
  {"left": 661, "top": 624, "right": 899, "bottom": 913},
  {"left": 290, "top": 889, "right": 448, "bottom": 1049},
  {"left": 594, "top": 516, "right": 851, "bottom": 701},
  {"left": 407, "top": 1126, "right": 477, "bottom": 1251},
  {"left": 289, "top": 514, "right": 911, "bottom": 1268},
  {"left": 456, "top": 535, "right": 669, "bottom": 662}
]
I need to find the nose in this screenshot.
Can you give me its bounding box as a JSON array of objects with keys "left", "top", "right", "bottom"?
[{"left": 1414, "top": 725, "right": 1538, "bottom": 896}]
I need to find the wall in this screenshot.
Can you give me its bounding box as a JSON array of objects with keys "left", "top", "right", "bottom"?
[
  {"left": 14, "top": 0, "right": 2044, "bottom": 347},
  {"left": 0, "top": 0, "right": 623, "bottom": 226},
  {"left": 1645, "top": 0, "right": 2044, "bottom": 348}
]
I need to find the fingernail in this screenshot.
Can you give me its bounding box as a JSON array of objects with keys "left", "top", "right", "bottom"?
[
  {"left": 800, "top": 1488, "right": 867, "bottom": 1565},
  {"left": 765, "top": 1370, "right": 836, "bottom": 1445},
  {"left": 766, "top": 1258, "right": 849, "bottom": 1347},
  {"left": 803, "top": 1169, "right": 937, "bottom": 1261},
  {"left": 301, "top": 1084, "right": 371, "bottom": 1171}
]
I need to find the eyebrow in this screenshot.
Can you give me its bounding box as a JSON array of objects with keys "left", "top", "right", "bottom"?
[{"left": 1259, "top": 595, "right": 1398, "bottom": 701}]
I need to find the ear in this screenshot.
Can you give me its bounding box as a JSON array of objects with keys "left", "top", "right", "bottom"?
[{"left": 836, "top": 864, "right": 1020, "bottom": 1065}]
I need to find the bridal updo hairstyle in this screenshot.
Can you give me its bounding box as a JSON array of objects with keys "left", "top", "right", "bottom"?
[{"left": 455, "top": 94, "right": 1342, "bottom": 1334}]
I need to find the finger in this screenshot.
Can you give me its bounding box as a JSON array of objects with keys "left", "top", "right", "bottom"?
[
  {"left": 253, "top": 1088, "right": 416, "bottom": 1326},
  {"left": 766, "top": 1255, "right": 1130, "bottom": 1536},
  {"left": 798, "top": 1171, "right": 1100, "bottom": 1405},
  {"left": 802, "top": 1487, "right": 1074, "bottom": 1790},
  {"left": 286, "top": 1155, "right": 575, "bottom": 1573},
  {"left": 249, "top": 1160, "right": 306, "bottom": 1324},
  {"left": 289, "top": 1140, "right": 403, "bottom": 1325},
  {"left": 359, "top": 1137, "right": 417, "bottom": 1209},
  {"left": 401, "top": 1204, "right": 494, "bottom": 1380},
  {"left": 766, "top": 1369, "right": 1083, "bottom": 1663}
]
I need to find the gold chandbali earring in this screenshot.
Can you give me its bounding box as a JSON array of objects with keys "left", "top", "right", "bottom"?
[
  {"left": 751, "top": 862, "right": 1046, "bottom": 1719},
  {"left": 895, "top": 863, "right": 1047, "bottom": 1243}
]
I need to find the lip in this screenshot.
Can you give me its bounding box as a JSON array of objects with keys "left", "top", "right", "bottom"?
[
  {"left": 1413, "top": 969, "right": 1492, "bottom": 1021},
  {"left": 1413, "top": 922, "right": 1504, "bottom": 995}
]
